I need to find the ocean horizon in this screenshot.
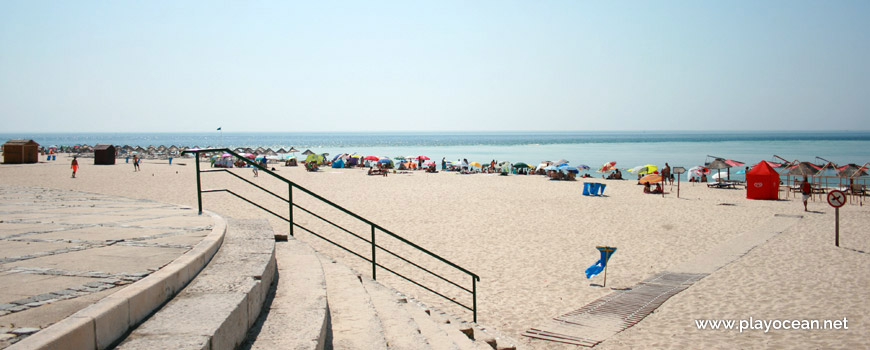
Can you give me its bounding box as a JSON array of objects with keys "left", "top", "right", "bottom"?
[{"left": 3, "top": 131, "right": 869, "bottom": 177}]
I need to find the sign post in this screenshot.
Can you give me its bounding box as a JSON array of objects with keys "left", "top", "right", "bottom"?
[
  {"left": 827, "top": 190, "right": 846, "bottom": 247},
  {"left": 673, "top": 167, "right": 686, "bottom": 198}
]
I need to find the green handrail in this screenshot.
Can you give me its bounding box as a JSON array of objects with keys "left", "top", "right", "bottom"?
[{"left": 181, "top": 148, "right": 480, "bottom": 322}]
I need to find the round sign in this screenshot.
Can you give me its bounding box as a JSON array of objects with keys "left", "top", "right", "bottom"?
[
  {"left": 827, "top": 190, "right": 847, "bottom": 208},
  {"left": 672, "top": 167, "right": 686, "bottom": 174}
]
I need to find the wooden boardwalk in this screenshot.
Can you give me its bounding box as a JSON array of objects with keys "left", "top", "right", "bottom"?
[{"left": 522, "top": 272, "right": 708, "bottom": 347}]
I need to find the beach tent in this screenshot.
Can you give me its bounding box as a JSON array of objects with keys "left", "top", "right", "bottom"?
[
  {"left": 746, "top": 161, "right": 780, "bottom": 200},
  {"left": 331, "top": 158, "right": 345, "bottom": 168}
]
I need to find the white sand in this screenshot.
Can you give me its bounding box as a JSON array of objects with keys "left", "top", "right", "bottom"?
[{"left": 2, "top": 154, "right": 868, "bottom": 349}]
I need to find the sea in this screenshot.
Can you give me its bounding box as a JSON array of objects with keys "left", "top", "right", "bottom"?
[{"left": 3, "top": 131, "right": 869, "bottom": 179}]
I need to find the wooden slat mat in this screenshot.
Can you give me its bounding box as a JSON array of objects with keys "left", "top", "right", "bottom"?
[{"left": 522, "top": 272, "right": 708, "bottom": 347}]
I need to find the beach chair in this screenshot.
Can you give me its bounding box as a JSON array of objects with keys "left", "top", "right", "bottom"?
[
  {"left": 597, "top": 183, "right": 606, "bottom": 195},
  {"left": 583, "top": 182, "right": 592, "bottom": 196}
]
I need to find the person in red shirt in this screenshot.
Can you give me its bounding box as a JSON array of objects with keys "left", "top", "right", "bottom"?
[
  {"left": 70, "top": 157, "right": 79, "bottom": 178},
  {"left": 800, "top": 176, "right": 812, "bottom": 211}
]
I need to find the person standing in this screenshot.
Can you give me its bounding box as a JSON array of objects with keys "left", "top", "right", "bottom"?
[
  {"left": 800, "top": 176, "right": 812, "bottom": 211},
  {"left": 662, "top": 163, "right": 671, "bottom": 185},
  {"left": 133, "top": 155, "right": 140, "bottom": 172},
  {"left": 70, "top": 156, "right": 79, "bottom": 178},
  {"left": 441, "top": 157, "right": 446, "bottom": 170}
]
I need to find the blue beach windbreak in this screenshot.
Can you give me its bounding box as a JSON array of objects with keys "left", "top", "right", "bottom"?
[{"left": 585, "top": 246, "right": 617, "bottom": 279}]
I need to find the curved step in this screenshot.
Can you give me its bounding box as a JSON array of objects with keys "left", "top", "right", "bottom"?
[
  {"left": 116, "top": 218, "right": 276, "bottom": 350},
  {"left": 402, "top": 299, "right": 462, "bottom": 350},
  {"left": 361, "top": 278, "right": 431, "bottom": 350},
  {"left": 318, "top": 254, "right": 388, "bottom": 350},
  {"left": 245, "top": 237, "right": 329, "bottom": 349}
]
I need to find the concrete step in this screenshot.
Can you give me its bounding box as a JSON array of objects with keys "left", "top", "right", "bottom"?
[
  {"left": 116, "top": 218, "right": 276, "bottom": 350},
  {"left": 244, "top": 237, "right": 329, "bottom": 350},
  {"left": 318, "top": 253, "right": 388, "bottom": 350},
  {"left": 428, "top": 310, "right": 495, "bottom": 350},
  {"left": 360, "top": 278, "right": 431, "bottom": 350},
  {"left": 402, "top": 299, "right": 462, "bottom": 350}
]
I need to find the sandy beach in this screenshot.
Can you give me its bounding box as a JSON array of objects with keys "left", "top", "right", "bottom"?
[{"left": 2, "top": 154, "right": 868, "bottom": 349}]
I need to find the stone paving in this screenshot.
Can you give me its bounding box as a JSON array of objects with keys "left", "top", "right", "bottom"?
[{"left": 0, "top": 185, "right": 213, "bottom": 348}]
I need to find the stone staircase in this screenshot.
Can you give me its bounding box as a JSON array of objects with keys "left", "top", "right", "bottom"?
[
  {"left": 245, "top": 236, "right": 519, "bottom": 350},
  {"left": 76, "top": 216, "right": 520, "bottom": 350}
]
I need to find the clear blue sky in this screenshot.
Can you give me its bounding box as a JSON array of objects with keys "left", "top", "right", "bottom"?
[{"left": 1, "top": 1, "right": 868, "bottom": 132}]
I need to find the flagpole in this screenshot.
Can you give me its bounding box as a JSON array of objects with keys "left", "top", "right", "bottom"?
[{"left": 603, "top": 250, "right": 609, "bottom": 288}]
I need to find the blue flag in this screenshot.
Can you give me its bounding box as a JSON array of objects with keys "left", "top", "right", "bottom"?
[
  {"left": 217, "top": 127, "right": 222, "bottom": 131},
  {"left": 585, "top": 246, "right": 617, "bottom": 279}
]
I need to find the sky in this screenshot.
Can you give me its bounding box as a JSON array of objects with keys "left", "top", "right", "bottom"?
[{"left": 1, "top": 1, "right": 869, "bottom": 133}]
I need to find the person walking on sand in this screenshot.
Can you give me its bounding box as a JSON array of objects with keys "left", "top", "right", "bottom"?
[
  {"left": 70, "top": 156, "right": 79, "bottom": 178},
  {"left": 133, "top": 155, "right": 140, "bottom": 172},
  {"left": 800, "top": 176, "right": 812, "bottom": 211}
]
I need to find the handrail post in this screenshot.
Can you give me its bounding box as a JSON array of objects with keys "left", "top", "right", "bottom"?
[
  {"left": 289, "top": 185, "right": 294, "bottom": 236},
  {"left": 371, "top": 225, "right": 377, "bottom": 280},
  {"left": 194, "top": 151, "right": 203, "bottom": 214},
  {"left": 472, "top": 277, "right": 477, "bottom": 323}
]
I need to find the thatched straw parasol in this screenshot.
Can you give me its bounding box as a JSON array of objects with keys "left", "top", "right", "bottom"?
[{"left": 837, "top": 164, "right": 868, "bottom": 178}]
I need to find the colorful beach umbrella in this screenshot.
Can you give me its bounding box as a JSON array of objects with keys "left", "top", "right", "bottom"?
[
  {"left": 470, "top": 162, "right": 482, "bottom": 168},
  {"left": 632, "top": 164, "right": 658, "bottom": 175},
  {"left": 363, "top": 155, "right": 380, "bottom": 161},
  {"left": 513, "top": 162, "right": 531, "bottom": 168},
  {"left": 688, "top": 166, "right": 710, "bottom": 175},
  {"left": 378, "top": 158, "right": 392, "bottom": 164},
  {"left": 598, "top": 161, "right": 617, "bottom": 172},
  {"left": 416, "top": 155, "right": 430, "bottom": 160},
  {"left": 559, "top": 164, "right": 578, "bottom": 173},
  {"left": 639, "top": 174, "right": 663, "bottom": 184}
]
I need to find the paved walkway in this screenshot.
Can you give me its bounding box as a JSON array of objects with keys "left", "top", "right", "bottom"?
[{"left": 0, "top": 185, "right": 213, "bottom": 348}]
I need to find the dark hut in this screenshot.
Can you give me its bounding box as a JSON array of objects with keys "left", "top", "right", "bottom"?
[{"left": 94, "top": 144, "right": 117, "bottom": 165}]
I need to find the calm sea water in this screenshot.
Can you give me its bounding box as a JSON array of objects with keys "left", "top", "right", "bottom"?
[{"left": 3, "top": 131, "right": 869, "bottom": 178}]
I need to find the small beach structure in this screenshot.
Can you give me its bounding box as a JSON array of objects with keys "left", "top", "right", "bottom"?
[
  {"left": 93, "top": 144, "right": 117, "bottom": 165},
  {"left": 745, "top": 161, "right": 779, "bottom": 200},
  {"left": 3, "top": 139, "right": 39, "bottom": 164}
]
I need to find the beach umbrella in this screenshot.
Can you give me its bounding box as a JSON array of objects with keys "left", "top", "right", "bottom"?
[
  {"left": 423, "top": 161, "right": 435, "bottom": 166},
  {"left": 785, "top": 162, "right": 821, "bottom": 176},
  {"left": 639, "top": 174, "right": 663, "bottom": 184},
  {"left": 706, "top": 158, "right": 731, "bottom": 170},
  {"left": 364, "top": 155, "right": 380, "bottom": 161},
  {"left": 394, "top": 156, "right": 405, "bottom": 160},
  {"left": 306, "top": 153, "right": 324, "bottom": 164},
  {"left": 513, "top": 162, "right": 531, "bottom": 168},
  {"left": 302, "top": 149, "right": 314, "bottom": 155},
  {"left": 416, "top": 155, "right": 430, "bottom": 160},
  {"left": 378, "top": 158, "right": 392, "bottom": 164},
  {"left": 577, "top": 164, "right": 590, "bottom": 170},
  {"left": 837, "top": 164, "right": 869, "bottom": 178},
  {"left": 598, "top": 161, "right": 617, "bottom": 172},
  {"left": 283, "top": 155, "right": 296, "bottom": 159},
  {"left": 725, "top": 159, "right": 745, "bottom": 167},
  {"left": 544, "top": 165, "right": 558, "bottom": 171},
  {"left": 559, "top": 164, "right": 578, "bottom": 173},
  {"left": 554, "top": 159, "right": 569, "bottom": 166},
  {"left": 470, "top": 162, "right": 482, "bottom": 168}
]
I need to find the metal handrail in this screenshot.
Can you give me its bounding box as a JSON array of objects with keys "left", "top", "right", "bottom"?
[{"left": 181, "top": 148, "right": 480, "bottom": 322}]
